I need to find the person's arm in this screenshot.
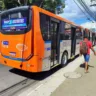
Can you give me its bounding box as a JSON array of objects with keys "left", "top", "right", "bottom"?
[
  {"left": 90, "top": 42, "right": 96, "bottom": 55},
  {"left": 91, "top": 47, "right": 96, "bottom": 55}
]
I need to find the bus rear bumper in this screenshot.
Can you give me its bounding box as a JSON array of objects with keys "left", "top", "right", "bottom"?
[{"left": 0, "top": 55, "right": 42, "bottom": 73}]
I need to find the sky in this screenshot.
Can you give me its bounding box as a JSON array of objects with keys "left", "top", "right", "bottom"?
[{"left": 59, "top": 0, "right": 96, "bottom": 29}]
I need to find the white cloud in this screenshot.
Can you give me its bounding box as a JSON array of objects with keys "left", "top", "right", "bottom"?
[
  {"left": 59, "top": 0, "right": 92, "bottom": 22},
  {"left": 59, "top": 0, "right": 85, "bottom": 21},
  {"left": 58, "top": 0, "right": 96, "bottom": 30},
  {"left": 81, "top": 21, "right": 96, "bottom": 29}
]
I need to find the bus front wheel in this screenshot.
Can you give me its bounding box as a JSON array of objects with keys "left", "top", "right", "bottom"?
[{"left": 61, "top": 52, "right": 68, "bottom": 67}]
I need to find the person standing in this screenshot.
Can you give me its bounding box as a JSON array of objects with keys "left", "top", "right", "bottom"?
[{"left": 80, "top": 36, "right": 96, "bottom": 73}]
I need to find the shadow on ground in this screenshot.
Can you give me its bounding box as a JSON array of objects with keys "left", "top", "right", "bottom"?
[
  {"left": 80, "top": 63, "right": 94, "bottom": 69},
  {"left": 9, "top": 65, "right": 62, "bottom": 81},
  {"left": 9, "top": 55, "right": 79, "bottom": 81}
]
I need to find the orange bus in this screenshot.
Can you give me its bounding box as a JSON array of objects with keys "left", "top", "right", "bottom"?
[{"left": 0, "top": 6, "right": 84, "bottom": 72}]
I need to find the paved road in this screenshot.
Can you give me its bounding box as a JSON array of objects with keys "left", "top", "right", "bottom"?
[
  {"left": 0, "top": 65, "right": 26, "bottom": 92},
  {"left": 0, "top": 64, "right": 61, "bottom": 96},
  {"left": 51, "top": 54, "right": 96, "bottom": 96}
]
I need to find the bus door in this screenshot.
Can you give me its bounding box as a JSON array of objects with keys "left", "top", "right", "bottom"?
[
  {"left": 50, "top": 18, "right": 60, "bottom": 66},
  {"left": 71, "top": 27, "right": 76, "bottom": 57}
]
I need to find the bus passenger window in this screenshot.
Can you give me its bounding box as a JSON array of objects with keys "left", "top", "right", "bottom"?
[
  {"left": 40, "top": 13, "right": 50, "bottom": 41},
  {"left": 1, "top": 8, "right": 30, "bottom": 34},
  {"left": 76, "top": 28, "right": 82, "bottom": 38},
  {"left": 64, "top": 23, "right": 71, "bottom": 40},
  {"left": 60, "top": 22, "right": 65, "bottom": 40},
  {"left": 76, "top": 28, "right": 83, "bottom": 44}
]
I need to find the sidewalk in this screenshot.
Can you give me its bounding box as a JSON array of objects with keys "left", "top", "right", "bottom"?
[
  {"left": 18, "top": 48, "right": 96, "bottom": 96},
  {"left": 51, "top": 54, "right": 96, "bottom": 96},
  {"left": 18, "top": 53, "right": 84, "bottom": 96}
]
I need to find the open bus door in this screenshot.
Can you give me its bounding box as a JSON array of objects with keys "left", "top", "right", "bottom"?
[
  {"left": 50, "top": 18, "right": 60, "bottom": 67},
  {"left": 71, "top": 27, "right": 76, "bottom": 57}
]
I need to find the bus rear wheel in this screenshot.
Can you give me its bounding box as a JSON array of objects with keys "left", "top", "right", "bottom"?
[{"left": 61, "top": 52, "right": 68, "bottom": 67}]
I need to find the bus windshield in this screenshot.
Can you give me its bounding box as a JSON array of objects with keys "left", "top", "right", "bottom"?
[{"left": 1, "top": 6, "right": 31, "bottom": 34}]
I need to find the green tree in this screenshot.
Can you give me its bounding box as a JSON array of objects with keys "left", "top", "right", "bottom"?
[
  {"left": 2, "top": 0, "right": 65, "bottom": 14},
  {"left": 26, "top": 0, "right": 65, "bottom": 13},
  {"left": 0, "top": 0, "right": 5, "bottom": 10},
  {"left": 4, "top": 0, "right": 20, "bottom": 9}
]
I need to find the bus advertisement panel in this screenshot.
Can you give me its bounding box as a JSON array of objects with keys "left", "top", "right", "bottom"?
[{"left": 2, "top": 18, "right": 27, "bottom": 31}]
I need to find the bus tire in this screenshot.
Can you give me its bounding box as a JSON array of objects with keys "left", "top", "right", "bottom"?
[{"left": 61, "top": 52, "right": 68, "bottom": 67}]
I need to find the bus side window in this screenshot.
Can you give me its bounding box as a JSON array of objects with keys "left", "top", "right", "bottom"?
[
  {"left": 60, "top": 21, "right": 65, "bottom": 40},
  {"left": 40, "top": 13, "right": 50, "bottom": 41},
  {"left": 64, "top": 23, "right": 71, "bottom": 40},
  {"left": 76, "top": 28, "right": 82, "bottom": 39}
]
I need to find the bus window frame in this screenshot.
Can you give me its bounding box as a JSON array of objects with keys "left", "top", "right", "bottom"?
[
  {"left": 50, "top": 17, "right": 60, "bottom": 23},
  {"left": 0, "top": 6, "right": 32, "bottom": 35},
  {"left": 64, "top": 23, "right": 72, "bottom": 40},
  {"left": 40, "top": 12, "right": 61, "bottom": 41},
  {"left": 76, "top": 27, "right": 83, "bottom": 40},
  {"left": 60, "top": 21, "right": 65, "bottom": 40},
  {"left": 39, "top": 12, "right": 51, "bottom": 41}
]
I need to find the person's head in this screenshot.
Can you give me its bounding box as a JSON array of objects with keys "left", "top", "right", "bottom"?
[{"left": 84, "top": 36, "right": 89, "bottom": 41}]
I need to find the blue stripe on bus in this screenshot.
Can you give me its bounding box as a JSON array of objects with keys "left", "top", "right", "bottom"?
[
  {"left": 46, "top": 47, "right": 51, "bottom": 51},
  {"left": 45, "top": 41, "right": 63, "bottom": 43},
  {"left": 2, "top": 55, "right": 26, "bottom": 61},
  {"left": 45, "top": 41, "right": 51, "bottom": 43}
]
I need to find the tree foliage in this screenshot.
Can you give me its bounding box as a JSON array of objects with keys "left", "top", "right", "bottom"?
[
  {"left": 0, "top": 0, "right": 65, "bottom": 14},
  {"left": 4, "top": 0, "right": 20, "bottom": 9},
  {"left": 0, "top": 0, "right": 5, "bottom": 10}
]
